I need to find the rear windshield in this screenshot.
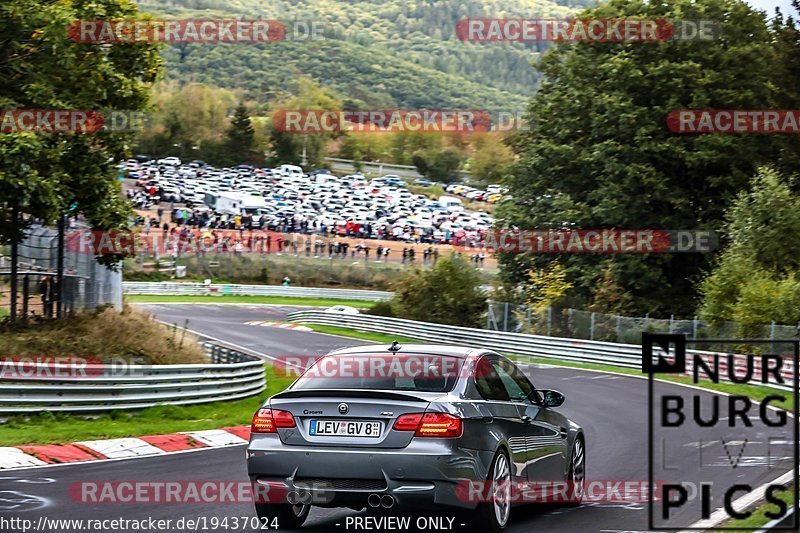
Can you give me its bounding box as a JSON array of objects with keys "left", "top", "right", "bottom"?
[{"left": 291, "top": 354, "right": 464, "bottom": 393}]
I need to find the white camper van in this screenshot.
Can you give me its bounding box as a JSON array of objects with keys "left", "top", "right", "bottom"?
[{"left": 205, "top": 192, "right": 239, "bottom": 214}]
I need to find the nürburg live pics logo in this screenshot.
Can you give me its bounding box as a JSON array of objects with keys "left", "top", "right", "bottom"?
[{"left": 643, "top": 333, "right": 798, "bottom": 530}]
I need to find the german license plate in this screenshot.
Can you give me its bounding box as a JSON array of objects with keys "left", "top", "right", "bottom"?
[{"left": 309, "top": 419, "right": 382, "bottom": 437}]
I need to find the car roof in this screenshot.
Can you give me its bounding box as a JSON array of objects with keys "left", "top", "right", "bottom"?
[{"left": 326, "top": 343, "right": 489, "bottom": 359}]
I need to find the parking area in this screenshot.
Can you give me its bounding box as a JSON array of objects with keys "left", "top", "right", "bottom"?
[{"left": 122, "top": 158, "right": 507, "bottom": 247}]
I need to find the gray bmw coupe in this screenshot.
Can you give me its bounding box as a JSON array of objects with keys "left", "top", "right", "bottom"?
[{"left": 246, "top": 343, "right": 585, "bottom": 531}]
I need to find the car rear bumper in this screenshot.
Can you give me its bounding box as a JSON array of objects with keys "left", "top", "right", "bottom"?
[{"left": 246, "top": 434, "right": 493, "bottom": 510}]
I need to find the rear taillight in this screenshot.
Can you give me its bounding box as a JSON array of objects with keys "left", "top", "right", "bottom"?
[
  {"left": 393, "top": 412, "right": 463, "bottom": 438},
  {"left": 393, "top": 413, "right": 423, "bottom": 432},
  {"left": 251, "top": 408, "right": 296, "bottom": 433}
]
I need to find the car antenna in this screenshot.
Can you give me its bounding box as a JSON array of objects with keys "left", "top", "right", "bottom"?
[{"left": 388, "top": 341, "right": 401, "bottom": 352}]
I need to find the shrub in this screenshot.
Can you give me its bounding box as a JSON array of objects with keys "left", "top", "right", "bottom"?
[
  {"left": 366, "top": 301, "right": 395, "bottom": 317},
  {"left": 391, "top": 255, "right": 486, "bottom": 327}
]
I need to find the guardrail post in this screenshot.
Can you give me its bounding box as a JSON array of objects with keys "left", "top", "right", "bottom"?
[
  {"left": 22, "top": 274, "right": 29, "bottom": 320},
  {"left": 770, "top": 321, "right": 776, "bottom": 353}
]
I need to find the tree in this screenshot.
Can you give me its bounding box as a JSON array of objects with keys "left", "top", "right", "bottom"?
[
  {"left": 469, "top": 132, "right": 515, "bottom": 185},
  {"left": 0, "top": 0, "right": 161, "bottom": 251},
  {"left": 265, "top": 78, "right": 342, "bottom": 168},
  {"left": 391, "top": 255, "right": 487, "bottom": 327},
  {"left": 134, "top": 82, "right": 238, "bottom": 162},
  {"left": 413, "top": 148, "right": 464, "bottom": 183},
  {"left": 589, "top": 265, "right": 634, "bottom": 315},
  {"left": 699, "top": 167, "right": 800, "bottom": 333},
  {"left": 499, "top": 0, "right": 800, "bottom": 316},
  {"left": 523, "top": 262, "right": 573, "bottom": 312},
  {"left": 225, "top": 103, "right": 256, "bottom": 164}
]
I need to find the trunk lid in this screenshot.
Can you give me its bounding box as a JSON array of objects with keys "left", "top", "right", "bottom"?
[{"left": 270, "top": 389, "right": 444, "bottom": 448}]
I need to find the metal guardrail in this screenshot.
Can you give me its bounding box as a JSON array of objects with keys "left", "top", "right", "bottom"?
[
  {"left": 0, "top": 342, "right": 266, "bottom": 413},
  {"left": 123, "top": 282, "right": 393, "bottom": 302},
  {"left": 286, "top": 311, "right": 795, "bottom": 389}
]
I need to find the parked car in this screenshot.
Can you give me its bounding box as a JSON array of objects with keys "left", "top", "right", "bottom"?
[{"left": 157, "top": 156, "right": 181, "bottom": 166}]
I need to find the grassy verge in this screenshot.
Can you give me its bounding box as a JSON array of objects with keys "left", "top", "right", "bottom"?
[
  {"left": 125, "top": 294, "right": 378, "bottom": 309},
  {"left": 722, "top": 485, "right": 796, "bottom": 530},
  {"left": 0, "top": 365, "right": 296, "bottom": 446},
  {"left": 307, "top": 324, "right": 419, "bottom": 344},
  {"left": 0, "top": 306, "right": 206, "bottom": 365}
]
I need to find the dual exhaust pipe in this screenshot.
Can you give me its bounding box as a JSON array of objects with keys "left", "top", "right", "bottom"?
[{"left": 367, "top": 493, "right": 395, "bottom": 509}]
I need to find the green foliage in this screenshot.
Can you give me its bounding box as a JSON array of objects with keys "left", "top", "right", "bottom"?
[
  {"left": 0, "top": 0, "right": 161, "bottom": 249},
  {"left": 723, "top": 167, "right": 800, "bottom": 274},
  {"left": 699, "top": 168, "right": 800, "bottom": 333},
  {"left": 224, "top": 102, "right": 257, "bottom": 165},
  {"left": 468, "top": 133, "right": 516, "bottom": 185},
  {"left": 500, "top": 0, "right": 800, "bottom": 316},
  {"left": 365, "top": 300, "right": 395, "bottom": 317},
  {"left": 138, "top": 0, "right": 586, "bottom": 112},
  {"left": 523, "top": 262, "right": 573, "bottom": 311},
  {"left": 588, "top": 266, "right": 634, "bottom": 315},
  {"left": 413, "top": 149, "right": 464, "bottom": 183},
  {"left": 264, "top": 78, "right": 342, "bottom": 167},
  {"left": 392, "top": 255, "right": 487, "bottom": 327},
  {"left": 134, "top": 82, "right": 239, "bottom": 161}
]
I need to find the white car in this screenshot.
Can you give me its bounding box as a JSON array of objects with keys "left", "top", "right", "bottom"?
[
  {"left": 324, "top": 305, "right": 360, "bottom": 315},
  {"left": 158, "top": 157, "right": 182, "bottom": 166}
]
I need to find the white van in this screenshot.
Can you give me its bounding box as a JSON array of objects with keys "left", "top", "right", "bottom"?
[
  {"left": 438, "top": 195, "right": 464, "bottom": 213},
  {"left": 314, "top": 172, "right": 339, "bottom": 185},
  {"left": 278, "top": 164, "right": 304, "bottom": 179}
]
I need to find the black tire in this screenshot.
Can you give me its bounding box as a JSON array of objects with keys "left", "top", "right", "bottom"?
[
  {"left": 565, "top": 437, "right": 586, "bottom": 507},
  {"left": 476, "top": 449, "right": 512, "bottom": 533},
  {"left": 254, "top": 502, "right": 310, "bottom": 529}
]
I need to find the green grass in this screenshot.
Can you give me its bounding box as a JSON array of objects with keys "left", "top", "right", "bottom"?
[
  {"left": 125, "top": 294, "right": 378, "bottom": 309},
  {"left": 722, "top": 485, "right": 796, "bottom": 530},
  {"left": 0, "top": 365, "right": 296, "bottom": 446},
  {"left": 307, "top": 324, "right": 419, "bottom": 344}
]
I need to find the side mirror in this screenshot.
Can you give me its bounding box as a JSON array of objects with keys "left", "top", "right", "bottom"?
[{"left": 536, "top": 389, "right": 565, "bottom": 408}]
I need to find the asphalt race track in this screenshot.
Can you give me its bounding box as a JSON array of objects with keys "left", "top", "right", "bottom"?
[{"left": 1, "top": 303, "right": 794, "bottom": 533}]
